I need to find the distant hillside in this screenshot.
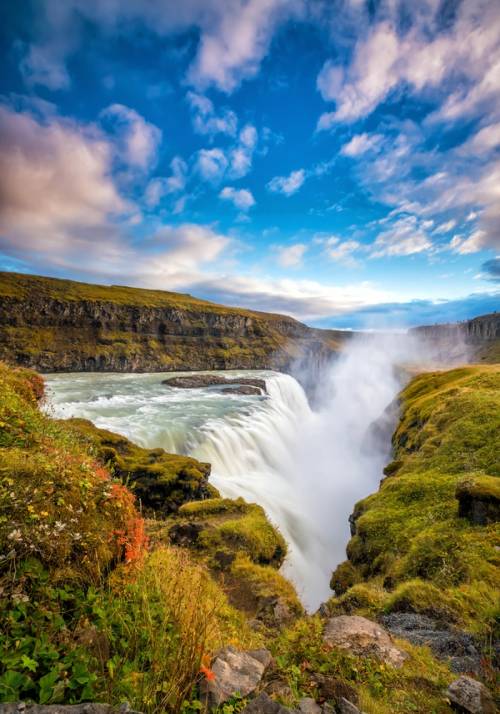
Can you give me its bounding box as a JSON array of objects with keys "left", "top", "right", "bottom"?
[
  {"left": 410, "top": 312, "right": 500, "bottom": 363},
  {"left": 0, "top": 272, "right": 349, "bottom": 373}
]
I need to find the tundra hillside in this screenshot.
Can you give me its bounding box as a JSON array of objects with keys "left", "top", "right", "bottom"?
[
  {"left": 1, "top": 361, "right": 498, "bottom": 714},
  {"left": 0, "top": 272, "right": 347, "bottom": 374}
]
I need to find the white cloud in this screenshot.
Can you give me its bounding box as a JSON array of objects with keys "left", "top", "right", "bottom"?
[
  {"left": 101, "top": 104, "right": 162, "bottom": 170},
  {"left": 449, "top": 230, "right": 491, "bottom": 255},
  {"left": 457, "top": 121, "right": 500, "bottom": 155},
  {"left": 340, "top": 133, "right": 382, "bottom": 156},
  {"left": 186, "top": 91, "right": 237, "bottom": 137},
  {"left": 229, "top": 124, "right": 258, "bottom": 178},
  {"left": 433, "top": 219, "right": 456, "bottom": 235},
  {"left": 219, "top": 186, "right": 255, "bottom": 211},
  {"left": 276, "top": 243, "right": 307, "bottom": 268},
  {"left": 144, "top": 157, "right": 188, "bottom": 207},
  {"left": 267, "top": 169, "right": 306, "bottom": 196},
  {"left": 0, "top": 103, "right": 129, "bottom": 261},
  {"left": 325, "top": 238, "right": 362, "bottom": 265},
  {"left": 317, "top": 2, "right": 500, "bottom": 126},
  {"left": 195, "top": 148, "right": 228, "bottom": 181},
  {"left": 371, "top": 216, "right": 433, "bottom": 258}
]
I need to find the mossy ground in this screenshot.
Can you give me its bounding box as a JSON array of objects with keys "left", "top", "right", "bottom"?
[
  {"left": 327, "top": 366, "right": 500, "bottom": 672},
  {"left": 0, "top": 363, "right": 265, "bottom": 712}
]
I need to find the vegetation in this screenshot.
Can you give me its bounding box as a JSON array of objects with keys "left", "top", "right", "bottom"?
[{"left": 328, "top": 365, "right": 500, "bottom": 639}]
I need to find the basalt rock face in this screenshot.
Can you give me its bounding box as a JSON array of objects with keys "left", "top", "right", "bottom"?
[
  {"left": 410, "top": 313, "right": 500, "bottom": 363},
  {"left": 0, "top": 272, "right": 345, "bottom": 373}
]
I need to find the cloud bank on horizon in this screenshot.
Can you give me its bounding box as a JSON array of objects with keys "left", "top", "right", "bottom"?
[{"left": 0, "top": 0, "right": 499, "bottom": 327}]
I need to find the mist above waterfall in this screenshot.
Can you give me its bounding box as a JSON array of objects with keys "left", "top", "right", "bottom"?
[{"left": 45, "top": 331, "right": 437, "bottom": 612}]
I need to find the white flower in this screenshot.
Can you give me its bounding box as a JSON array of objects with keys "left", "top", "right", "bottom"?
[{"left": 7, "top": 529, "right": 22, "bottom": 542}]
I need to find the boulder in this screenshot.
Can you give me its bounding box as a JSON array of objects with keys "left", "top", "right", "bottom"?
[
  {"left": 297, "top": 699, "right": 321, "bottom": 714},
  {"left": 381, "top": 613, "right": 481, "bottom": 673},
  {"left": 446, "top": 676, "right": 496, "bottom": 713},
  {"left": 323, "top": 615, "right": 407, "bottom": 668},
  {"left": 239, "top": 693, "right": 290, "bottom": 714},
  {"left": 200, "top": 646, "right": 272, "bottom": 707}
]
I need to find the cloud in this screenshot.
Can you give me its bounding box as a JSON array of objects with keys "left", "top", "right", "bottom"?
[
  {"left": 186, "top": 0, "right": 304, "bottom": 92},
  {"left": 186, "top": 92, "right": 237, "bottom": 137},
  {"left": 371, "top": 216, "right": 433, "bottom": 258},
  {"left": 449, "top": 230, "right": 492, "bottom": 255},
  {"left": 144, "top": 157, "right": 188, "bottom": 207},
  {"left": 457, "top": 121, "right": 500, "bottom": 155},
  {"left": 267, "top": 169, "right": 305, "bottom": 196},
  {"left": 19, "top": 0, "right": 304, "bottom": 94},
  {"left": 433, "top": 219, "right": 457, "bottom": 235},
  {"left": 195, "top": 148, "right": 228, "bottom": 182},
  {"left": 317, "top": 2, "right": 500, "bottom": 126},
  {"left": 324, "top": 237, "right": 362, "bottom": 265},
  {"left": 276, "top": 243, "right": 307, "bottom": 268},
  {"left": 340, "top": 133, "right": 382, "bottom": 156},
  {"left": 480, "top": 257, "right": 500, "bottom": 282},
  {"left": 0, "top": 102, "right": 129, "bottom": 262},
  {"left": 101, "top": 104, "right": 162, "bottom": 171},
  {"left": 229, "top": 124, "right": 258, "bottom": 178},
  {"left": 219, "top": 186, "right": 255, "bottom": 211}
]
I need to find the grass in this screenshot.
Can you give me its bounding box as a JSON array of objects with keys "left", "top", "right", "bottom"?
[{"left": 328, "top": 365, "right": 500, "bottom": 642}]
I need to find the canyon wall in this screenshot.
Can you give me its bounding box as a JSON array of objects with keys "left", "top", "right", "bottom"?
[{"left": 0, "top": 272, "right": 346, "bottom": 373}]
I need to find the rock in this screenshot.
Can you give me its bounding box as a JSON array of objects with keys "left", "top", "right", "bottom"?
[
  {"left": 239, "top": 693, "right": 291, "bottom": 714},
  {"left": 265, "top": 680, "right": 293, "bottom": 700},
  {"left": 381, "top": 613, "right": 482, "bottom": 673},
  {"left": 162, "top": 374, "right": 268, "bottom": 394},
  {"left": 168, "top": 521, "right": 202, "bottom": 547},
  {"left": 446, "top": 676, "right": 496, "bottom": 713},
  {"left": 338, "top": 699, "right": 364, "bottom": 714},
  {"left": 456, "top": 476, "right": 500, "bottom": 525},
  {"left": 255, "top": 596, "right": 294, "bottom": 628},
  {"left": 200, "top": 646, "right": 273, "bottom": 707},
  {"left": 323, "top": 615, "right": 408, "bottom": 668},
  {"left": 297, "top": 699, "right": 321, "bottom": 714},
  {"left": 312, "top": 674, "right": 358, "bottom": 707}
]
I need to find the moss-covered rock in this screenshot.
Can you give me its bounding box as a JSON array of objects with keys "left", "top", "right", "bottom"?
[
  {"left": 66, "top": 418, "right": 214, "bottom": 515},
  {"left": 456, "top": 474, "right": 500, "bottom": 525}
]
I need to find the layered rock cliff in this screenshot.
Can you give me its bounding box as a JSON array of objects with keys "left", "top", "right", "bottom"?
[
  {"left": 410, "top": 312, "right": 500, "bottom": 363},
  {"left": 0, "top": 272, "right": 347, "bottom": 373}
]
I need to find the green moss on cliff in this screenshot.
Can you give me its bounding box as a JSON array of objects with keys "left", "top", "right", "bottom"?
[
  {"left": 329, "top": 365, "right": 500, "bottom": 639},
  {"left": 66, "top": 418, "right": 214, "bottom": 515}
]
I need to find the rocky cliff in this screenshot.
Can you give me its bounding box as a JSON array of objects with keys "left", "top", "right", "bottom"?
[
  {"left": 0, "top": 272, "right": 347, "bottom": 373},
  {"left": 410, "top": 312, "right": 500, "bottom": 362}
]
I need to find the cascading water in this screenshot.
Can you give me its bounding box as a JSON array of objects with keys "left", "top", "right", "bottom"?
[{"left": 45, "top": 334, "right": 412, "bottom": 611}]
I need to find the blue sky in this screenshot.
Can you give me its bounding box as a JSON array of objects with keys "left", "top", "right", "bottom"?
[{"left": 0, "top": 0, "right": 498, "bottom": 327}]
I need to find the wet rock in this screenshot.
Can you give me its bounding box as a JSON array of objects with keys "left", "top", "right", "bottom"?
[
  {"left": 381, "top": 613, "right": 481, "bottom": 673},
  {"left": 168, "top": 522, "right": 202, "bottom": 547},
  {"left": 240, "top": 693, "right": 291, "bottom": 714},
  {"left": 162, "top": 375, "right": 267, "bottom": 394},
  {"left": 446, "top": 676, "right": 496, "bottom": 713},
  {"left": 323, "top": 615, "right": 407, "bottom": 668},
  {"left": 200, "top": 646, "right": 272, "bottom": 707},
  {"left": 297, "top": 699, "right": 321, "bottom": 714}
]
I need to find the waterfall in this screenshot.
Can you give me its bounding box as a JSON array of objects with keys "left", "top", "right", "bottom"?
[{"left": 46, "top": 334, "right": 413, "bottom": 612}]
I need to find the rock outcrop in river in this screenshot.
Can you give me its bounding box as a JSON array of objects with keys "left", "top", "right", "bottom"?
[{"left": 0, "top": 272, "right": 347, "bottom": 373}]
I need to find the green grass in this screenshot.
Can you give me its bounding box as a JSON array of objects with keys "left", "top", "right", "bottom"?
[{"left": 328, "top": 365, "right": 500, "bottom": 640}]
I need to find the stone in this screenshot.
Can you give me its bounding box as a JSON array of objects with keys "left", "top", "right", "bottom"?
[
  {"left": 265, "top": 680, "right": 293, "bottom": 700},
  {"left": 200, "top": 646, "right": 273, "bottom": 707},
  {"left": 239, "top": 693, "right": 290, "bottom": 714},
  {"left": 381, "top": 613, "right": 481, "bottom": 673},
  {"left": 338, "top": 699, "right": 364, "bottom": 714},
  {"left": 297, "top": 699, "right": 321, "bottom": 714},
  {"left": 168, "top": 521, "right": 202, "bottom": 547},
  {"left": 446, "top": 676, "right": 496, "bottom": 714},
  {"left": 162, "top": 375, "right": 268, "bottom": 394},
  {"left": 312, "top": 674, "right": 358, "bottom": 707},
  {"left": 323, "top": 615, "right": 408, "bottom": 668}
]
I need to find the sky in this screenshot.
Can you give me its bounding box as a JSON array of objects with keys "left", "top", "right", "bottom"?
[{"left": 0, "top": 0, "right": 499, "bottom": 328}]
